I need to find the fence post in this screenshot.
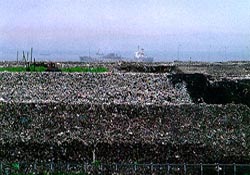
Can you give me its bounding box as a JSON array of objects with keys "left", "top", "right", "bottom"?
[
  {"left": 100, "top": 163, "right": 102, "bottom": 171},
  {"left": 84, "top": 163, "right": 87, "bottom": 173},
  {"left": 184, "top": 163, "right": 187, "bottom": 175},
  {"left": 200, "top": 163, "right": 203, "bottom": 175},
  {"left": 217, "top": 163, "right": 220, "bottom": 175},
  {"left": 134, "top": 163, "right": 137, "bottom": 172},
  {"left": 50, "top": 162, "right": 53, "bottom": 173},
  {"left": 67, "top": 162, "right": 70, "bottom": 172},
  {"left": 167, "top": 163, "right": 170, "bottom": 175},
  {"left": 0, "top": 162, "right": 245, "bottom": 174},
  {"left": 223, "top": 164, "right": 226, "bottom": 175},
  {"left": 34, "top": 163, "right": 37, "bottom": 174},
  {"left": 233, "top": 163, "right": 236, "bottom": 175}
]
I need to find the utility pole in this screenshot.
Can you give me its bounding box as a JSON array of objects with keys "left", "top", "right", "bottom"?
[
  {"left": 16, "top": 51, "right": 19, "bottom": 63},
  {"left": 27, "top": 52, "right": 29, "bottom": 62},
  {"left": 30, "top": 47, "right": 33, "bottom": 63},
  {"left": 34, "top": 57, "right": 36, "bottom": 71},
  {"left": 22, "top": 51, "right": 25, "bottom": 61},
  {"left": 23, "top": 51, "right": 26, "bottom": 67}
]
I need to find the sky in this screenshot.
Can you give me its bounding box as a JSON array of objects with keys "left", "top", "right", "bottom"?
[{"left": 0, "top": 0, "right": 250, "bottom": 61}]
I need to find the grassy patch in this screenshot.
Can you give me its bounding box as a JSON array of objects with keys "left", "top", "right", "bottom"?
[
  {"left": 26, "top": 65, "right": 47, "bottom": 72},
  {"left": 0, "top": 66, "right": 26, "bottom": 72},
  {"left": 0, "top": 66, "right": 108, "bottom": 73},
  {"left": 0, "top": 66, "right": 47, "bottom": 72},
  {"left": 61, "top": 66, "right": 108, "bottom": 73}
]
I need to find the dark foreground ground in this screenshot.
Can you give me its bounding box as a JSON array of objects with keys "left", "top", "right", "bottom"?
[{"left": 0, "top": 61, "right": 250, "bottom": 174}]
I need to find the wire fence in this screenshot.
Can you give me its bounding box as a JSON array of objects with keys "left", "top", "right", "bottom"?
[{"left": 1, "top": 162, "right": 250, "bottom": 175}]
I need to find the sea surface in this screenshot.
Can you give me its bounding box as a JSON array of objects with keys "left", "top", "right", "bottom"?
[{"left": 0, "top": 50, "right": 249, "bottom": 62}]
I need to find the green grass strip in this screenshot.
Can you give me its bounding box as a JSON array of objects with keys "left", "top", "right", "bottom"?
[
  {"left": 61, "top": 66, "right": 108, "bottom": 73},
  {"left": 0, "top": 66, "right": 47, "bottom": 72},
  {"left": 0, "top": 66, "right": 26, "bottom": 72},
  {"left": 27, "top": 65, "right": 47, "bottom": 72},
  {"left": 0, "top": 66, "right": 108, "bottom": 73}
]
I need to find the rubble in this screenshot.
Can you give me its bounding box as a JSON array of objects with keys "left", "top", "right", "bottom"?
[
  {"left": 0, "top": 72, "right": 192, "bottom": 104},
  {"left": 0, "top": 102, "right": 249, "bottom": 163},
  {"left": 0, "top": 61, "right": 249, "bottom": 165}
]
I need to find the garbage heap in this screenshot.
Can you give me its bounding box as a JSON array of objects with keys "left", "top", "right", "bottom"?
[
  {"left": 0, "top": 72, "right": 191, "bottom": 104},
  {"left": 0, "top": 71, "right": 249, "bottom": 164}
]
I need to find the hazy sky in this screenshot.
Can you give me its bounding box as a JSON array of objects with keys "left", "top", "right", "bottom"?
[{"left": 0, "top": 0, "right": 250, "bottom": 59}]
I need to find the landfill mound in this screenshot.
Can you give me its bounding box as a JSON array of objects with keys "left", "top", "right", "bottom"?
[
  {"left": 0, "top": 102, "right": 250, "bottom": 163},
  {"left": 177, "top": 61, "right": 250, "bottom": 76},
  {"left": 116, "top": 62, "right": 182, "bottom": 73},
  {"left": 0, "top": 61, "right": 250, "bottom": 164},
  {"left": 170, "top": 73, "right": 250, "bottom": 107},
  {"left": 0, "top": 72, "right": 191, "bottom": 104}
]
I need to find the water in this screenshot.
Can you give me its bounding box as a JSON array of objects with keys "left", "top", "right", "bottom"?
[{"left": 0, "top": 49, "right": 249, "bottom": 62}]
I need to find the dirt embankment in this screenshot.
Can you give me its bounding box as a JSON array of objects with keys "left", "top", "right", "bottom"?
[{"left": 169, "top": 73, "right": 250, "bottom": 107}]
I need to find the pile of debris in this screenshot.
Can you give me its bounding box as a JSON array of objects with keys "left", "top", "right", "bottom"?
[
  {"left": 0, "top": 72, "right": 192, "bottom": 104},
  {"left": 0, "top": 102, "right": 249, "bottom": 163},
  {"left": 0, "top": 61, "right": 249, "bottom": 166}
]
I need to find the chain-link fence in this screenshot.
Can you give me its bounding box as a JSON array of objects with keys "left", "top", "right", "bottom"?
[{"left": 1, "top": 162, "right": 250, "bottom": 175}]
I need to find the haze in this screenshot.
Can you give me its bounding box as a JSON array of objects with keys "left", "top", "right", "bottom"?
[{"left": 0, "top": 0, "right": 250, "bottom": 61}]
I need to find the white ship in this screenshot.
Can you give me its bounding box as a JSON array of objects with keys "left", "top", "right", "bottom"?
[{"left": 134, "top": 46, "right": 154, "bottom": 62}]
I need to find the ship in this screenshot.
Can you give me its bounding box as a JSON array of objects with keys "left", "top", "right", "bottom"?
[
  {"left": 80, "top": 47, "right": 154, "bottom": 62},
  {"left": 80, "top": 49, "right": 124, "bottom": 62},
  {"left": 79, "top": 56, "right": 97, "bottom": 62},
  {"left": 134, "top": 46, "right": 154, "bottom": 62}
]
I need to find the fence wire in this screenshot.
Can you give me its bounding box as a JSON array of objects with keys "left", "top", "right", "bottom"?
[{"left": 0, "top": 162, "right": 250, "bottom": 175}]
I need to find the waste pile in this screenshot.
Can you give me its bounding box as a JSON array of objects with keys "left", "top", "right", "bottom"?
[
  {"left": 169, "top": 73, "right": 250, "bottom": 106},
  {"left": 115, "top": 62, "right": 182, "bottom": 73},
  {"left": 0, "top": 61, "right": 249, "bottom": 166},
  {"left": 1, "top": 60, "right": 250, "bottom": 76},
  {"left": 176, "top": 61, "right": 250, "bottom": 76},
  {"left": 0, "top": 102, "right": 250, "bottom": 163},
  {"left": 0, "top": 72, "right": 192, "bottom": 104}
]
